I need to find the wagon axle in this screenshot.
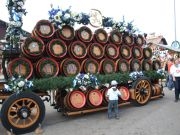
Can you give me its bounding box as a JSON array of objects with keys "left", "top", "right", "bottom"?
[{"left": 17, "top": 106, "right": 31, "bottom": 119}]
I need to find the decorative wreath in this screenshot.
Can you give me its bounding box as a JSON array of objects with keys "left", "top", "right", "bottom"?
[
  {"left": 109, "top": 30, "right": 123, "bottom": 45},
  {"left": 132, "top": 46, "right": 143, "bottom": 59},
  {"left": 105, "top": 44, "right": 119, "bottom": 59},
  {"left": 142, "top": 60, "right": 152, "bottom": 71},
  {"left": 143, "top": 47, "right": 153, "bottom": 59},
  {"left": 120, "top": 45, "right": 132, "bottom": 59},
  {"left": 37, "top": 58, "right": 59, "bottom": 78},
  {"left": 134, "top": 34, "right": 145, "bottom": 46},
  {"left": 34, "top": 20, "right": 55, "bottom": 38},
  {"left": 8, "top": 57, "right": 33, "bottom": 79},
  {"left": 83, "top": 59, "right": 99, "bottom": 74},
  {"left": 57, "top": 25, "right": 75, "bottom": 41},
  {"left": 94, "top": 28, "right": 108, "bottom": 44},
  {"left": 130, "top": 59, "right": 142, "bottom": 71},
  {"left": 123, "top": 33, "right": 134, "bottom": 46},
  {"left": 77, "top": 26, "right": 93, "bottom": 42},
  {"left": 61, "top": 58, "right": 81, "bottom": 76},
  {"left": 47, "top": 39, "right": 67, "bottom": 59},
  {"left": 70, "top": 41, "right": 87, "bottom": 59},
  {"left": 23, "top": 36, "right": 45, "bottom": 57},
  {"left": 152, "top": 60, "right": 161, "bottom": 70},
  {"left": 88, "top": 43, "right": 104, "bottom": 59},
  {"left": 116, "top": 59, "right": 130, "bottom": 73},
  {"left": 100, "top": 59, "right": 116, "bottom": 74}
]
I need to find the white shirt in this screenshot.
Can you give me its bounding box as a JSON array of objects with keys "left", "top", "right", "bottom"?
[
  {"left": 106, "top": 86, "right": 121, "bottom": 100},
  {"left": 170, "top": 64, "right": 180, "bottom": 77}
]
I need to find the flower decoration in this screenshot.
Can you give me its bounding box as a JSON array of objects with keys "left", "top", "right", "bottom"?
[
  {"left": 156, "top": 69, "right": 166, "bottom": 79},
  {"left": 48, "top": 6, "right": 139, "bottom": 34},
  {"left": 75, "top": 12, "right": 90, "bottom": 25},
  {"left": 102, "top": 17, "right": 114, "bottom": 28},
  {"left": 4, "top": 76, "right": 33, "bottom": 94},
  {"left": 5, "top": 0, "right": 27, "bottom": 49},
  {"left": 129, "top": 71, "right": 144, "bottom": 81},
  {"left": 48, "top": 6, "right": 75, "bottom": 29},
  {"left": 73, "top": 73, "right": 99, "bottom": 91}
]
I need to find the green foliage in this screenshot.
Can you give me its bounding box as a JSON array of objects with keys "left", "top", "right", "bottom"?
[
  {"left": 32, "top": 71, "right": 164, "bottom": 91},
  {"left": 143, "top": 70, "right": 165, "bottom": 81}
]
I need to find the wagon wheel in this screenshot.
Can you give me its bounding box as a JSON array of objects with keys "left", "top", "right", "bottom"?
[
  {"left": 1, "top": 92, "right": 45, "bottom": 135},
  {"left": 131, "top": 77, "right": 152, "bottom": 106}
]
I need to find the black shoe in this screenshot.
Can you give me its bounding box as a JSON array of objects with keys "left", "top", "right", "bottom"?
[
  {"left": 174, "top": 99, "right": 178, "bottom": 102},
  {"left": 115, "top": 117, "right": 119, "bottom": 120}
]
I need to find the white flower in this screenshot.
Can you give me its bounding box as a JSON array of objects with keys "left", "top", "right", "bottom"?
[
  {"left": 63, "top": 13, "right": 71, "bottom": 20},
  {"left": 54, "top": 15, "right": 61, "bottom": 22},
  {"left": 57, "top": 11, "right": 62, "bottom": 16},
  {"left": 18, "top": 81, "right": 25, "bottom": 87},
  {"left": 17, "top": 1, "right": 24, "bottom": 6},
  {"left": 4, "top": 84, "right": 10, "bottom": 90},
  {"left": 84, "top": 74, "right": 89, "bottom": 79}
]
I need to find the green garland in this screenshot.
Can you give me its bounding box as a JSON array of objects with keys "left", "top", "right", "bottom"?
[{"left": 32, "top": 70, "right": 165, "bottom": 91}]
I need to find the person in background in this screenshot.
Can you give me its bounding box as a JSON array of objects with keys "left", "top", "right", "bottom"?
[
  {"left": 106, "top": 80, "right": 121, "bottom": 119},
  {"left": 165, "top": 58, "right": 174, "bottom": 90},
  {"left": 170, "top": 58, "right": 180, "bottom": 102}
]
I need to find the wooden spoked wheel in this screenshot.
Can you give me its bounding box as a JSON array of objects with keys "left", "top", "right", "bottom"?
[
  {"left": 1, "top": 92, "right": 45, "bottom": 134},
  {"left": 132, "top": 77, "right": 152, "bottom": 105}
]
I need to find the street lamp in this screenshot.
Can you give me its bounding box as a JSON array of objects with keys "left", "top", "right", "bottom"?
[{"left": 171, "top": 0, "right": 180, "bottom": 49}]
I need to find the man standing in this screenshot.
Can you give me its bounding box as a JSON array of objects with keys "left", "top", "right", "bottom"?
[{"left": 106, "top": 80, "right": 121, "bottom": 119}]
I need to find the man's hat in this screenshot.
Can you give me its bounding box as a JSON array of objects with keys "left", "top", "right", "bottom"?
[{"left": 111, "top": 80, "right": 118, "bottom": 86}]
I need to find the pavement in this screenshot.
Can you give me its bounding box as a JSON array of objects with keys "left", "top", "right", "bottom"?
[{"left": 0, "top": 87, "right": 180, "bottom": 135}]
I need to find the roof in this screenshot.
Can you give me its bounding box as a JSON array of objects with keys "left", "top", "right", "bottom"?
[
  {"left": 0, "top": 19, "right": 30, "bottom": 40},
  {"left": 146, "top": 33, "right": 167, "bottom": 45}
]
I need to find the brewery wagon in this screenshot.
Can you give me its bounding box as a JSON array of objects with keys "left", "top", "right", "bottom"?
[{"left": 0, "top": 2, "right": 165, "bottom": 134}]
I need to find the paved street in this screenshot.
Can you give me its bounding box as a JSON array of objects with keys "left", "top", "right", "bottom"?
[{"left": 1, "top": 87, "right": 180, "bottom": 135}]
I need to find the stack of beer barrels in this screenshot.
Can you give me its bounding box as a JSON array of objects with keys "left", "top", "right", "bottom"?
[
  {"left": 7, "top": 20, "right": 162, "bottom": 111},
  {"left": 7, "top": 19, "right": 160, "bottom": 79}
]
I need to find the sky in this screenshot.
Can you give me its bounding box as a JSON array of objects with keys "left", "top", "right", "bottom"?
[{"left": 0, "top": 0, "right": 180, "bottom": 45}]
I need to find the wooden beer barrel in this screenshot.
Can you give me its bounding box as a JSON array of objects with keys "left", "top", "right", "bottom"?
[
  {"left": 152, "top": 60, "right": 161, "bottom": 70},
  {"left": 105, "top": 44, "right": 119, "bottom": 59},
  {"left": 86, "top": 89, "right": 103, "bottom": 107},
  {"left": 82, "top": 58, "right": 100, "bottom": 74},
  {"left": 118, "top": 86, "right": 130, "bottom": 101},
  {"left": 100, "top": 58, "right": 116, "bottom": 74},
  {"left": 130, "top": 59, "right": 142, "bottom": 71},
  {"left": 141, "top": 59, "right": 152, "bottom": 71},
  {"left": 56, "top": 25, "right": 75, "bottom": 41},
  {"left": 22, "top": 36, "right": 45, "bottom": 59},
  {"left": 123, "top": 33, "right": 134, "bottom": 46},
  {"left": 76, "top": 26, "right": 93, "bottom": 43},
  {"left": 132, "top": 46, "right": 143, "bottom": 59},
  {"left": 8, "top": 57, "right": 33, "bottom": 79},
  {"left": 108, "top": 30, "right": 122, "bottom": 45},
  {"left": 152, "top": 84, "right": 163, "bottom": 96},
  {"left": 116, "top": 59, "right": 130, "bottom": 73},
  {"left": 69, "top": 41, "right": 87, "bottom": 59},
  {"left": 100, "top": 88, "right": 108, "bottom": 105},
  {"left": 94, "top": 28, "right": 108, "bottom": 44},
  {"left": 32, "top": 20, "right": 55, "bottom": 38},
  {"left": 134, "top": 34, "right": 145, "bottom": 46},
  {"left": 36, "top": 57, "right": 59, "bottom": 78},
  {"left": 88, "top": 43, "right": 104, "bottom": 60},
  {"left": 64, "top": 90, "right": 86, "bottom": 110},
  {"left": 46, "top": 39, "right": 67, "bottom": 59},
  {"left": 143, "top": 47, "right": 152, "bottom": 60},
  {"left": 60, "top": 58, "right": 81, "bottom": 76},
  {"left": 120, "top": 45, "right": 132, "bottom": 60}
]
